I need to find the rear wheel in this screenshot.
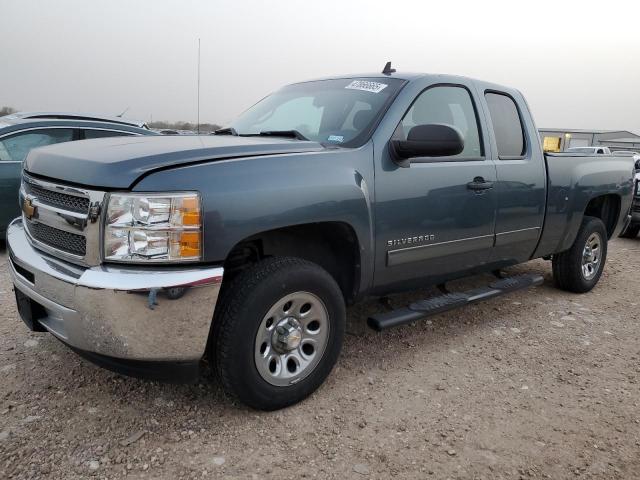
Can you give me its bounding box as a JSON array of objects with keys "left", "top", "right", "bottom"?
[
  {"left": 552, "top": 216, "right": 608, "bottom": 293},
  {"left": 212, "top": 257, "right": 345, "bottom": 410},
  {"left": 620, "top": 224, "right": 640, "bottom": 238}
]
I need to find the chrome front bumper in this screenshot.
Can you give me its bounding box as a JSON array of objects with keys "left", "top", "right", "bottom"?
[{"left": 7, "top": 218, "right": 223, "bottom": 363}]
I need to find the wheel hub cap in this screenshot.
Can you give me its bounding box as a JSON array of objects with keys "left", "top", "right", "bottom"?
[
  {"left": 581, "top": 232, "right": 602, "bottom": 281},
  {"left": 272, "top": 318, "right": 303, "bottom": 353},
  {"left": 254, "top": 291, "right": 330, "bottom": 387}
]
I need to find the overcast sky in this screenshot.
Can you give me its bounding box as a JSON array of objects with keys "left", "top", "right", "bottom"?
[{"left": 1, "top": 0, "right": 639, "bottom": 132}]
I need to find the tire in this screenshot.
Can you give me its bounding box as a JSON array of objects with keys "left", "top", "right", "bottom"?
[
  {"left": 552, "top": 216, "right": 608, "bottom": 293},
  {"left": 211, "top": 256, "right": 346, "bottom": 410},
  {"left": 620, "top": 224, "right": 640, "bottom": 238}
]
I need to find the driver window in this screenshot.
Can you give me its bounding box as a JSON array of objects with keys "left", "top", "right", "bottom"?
[{"left": 398, "top": 86, "right": 483, "bottom": 159}]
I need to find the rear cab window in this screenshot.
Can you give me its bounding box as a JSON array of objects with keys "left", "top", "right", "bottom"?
[{"left": 484, "top": 92, "right": 526, "bottom": 159}]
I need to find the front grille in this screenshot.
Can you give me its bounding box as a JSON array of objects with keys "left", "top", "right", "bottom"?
[
  {"left": 29, "top": 222, "right": 86, "bottom": 256},
  {"left": 21, "top": 174, "right": 105, "bottom": 265},
  {"left": 25, "top": 183, "right": 90, "bottom": 213},
  {"left": 633, "top": 203, "right": 640, "bottom": 213}
]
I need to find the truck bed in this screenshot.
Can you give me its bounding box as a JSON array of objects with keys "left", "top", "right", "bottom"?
[{"left": 533, "top": 152, "right": 634, "bottom": 258}]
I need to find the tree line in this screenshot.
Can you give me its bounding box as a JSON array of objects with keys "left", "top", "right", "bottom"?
[{"left": 148, "top": 120, "right": 220, "bottom": 133}]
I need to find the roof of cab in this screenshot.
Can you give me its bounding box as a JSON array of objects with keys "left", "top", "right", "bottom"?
[
  {"left": 295, "top": 71, "right": 432, "bottom": 84},
  {"left": 294, "top": 71, "right": 519, "bottom": 95}
]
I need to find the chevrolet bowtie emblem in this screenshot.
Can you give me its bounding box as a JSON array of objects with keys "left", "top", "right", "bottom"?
[{"left": 22, "top": 197, "right": 37, "bottom": 220}]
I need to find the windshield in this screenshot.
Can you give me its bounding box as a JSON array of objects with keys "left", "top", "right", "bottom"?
[{"left": 229, "top": 78, "right": 405, "bottom": 147}]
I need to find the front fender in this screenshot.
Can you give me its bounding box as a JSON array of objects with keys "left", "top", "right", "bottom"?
[{"left": 133, "top": 144, "right": 376, "bottom": 293}]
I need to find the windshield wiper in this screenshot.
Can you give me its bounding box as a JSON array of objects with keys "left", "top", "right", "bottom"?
[
  {"left": 213, "top": 127, "right": 239, "bottom": 136},
  {"left": 250, "top": 130, "right": 309, "bottom": 141}
]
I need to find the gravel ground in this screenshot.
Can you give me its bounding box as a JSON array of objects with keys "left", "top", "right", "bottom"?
[{"left": 1, "top": 238, "right": 639, "bottom": 479}]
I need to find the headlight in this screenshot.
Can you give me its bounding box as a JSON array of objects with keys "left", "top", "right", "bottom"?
[
  {"left": 104, "top": 192, "right": 202, "bottom": 262},
  {"left": 636, "top": 182, "right": 640, "bottom": 196}
]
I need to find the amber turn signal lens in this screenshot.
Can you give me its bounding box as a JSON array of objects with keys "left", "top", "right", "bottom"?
[
  {"left": 180, "top": 197, "right": 201, "bottom": 226},
  {"left": 179, "top": 231, "right": 201, "bottom": 258}
]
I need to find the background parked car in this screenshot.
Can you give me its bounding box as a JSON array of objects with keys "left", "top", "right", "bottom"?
[
  {"left": 0, "top": 112, "right": 156, "bottom": 236},
  {"left": 620, "top": 157, "right": 640, "bottom": 238},
  {"left": 153, "top": 129, "right": 198, "bottom": 135},
  {"left": 612, "top": 150, "right": 640, "bottom": 161},
  {"left": 566, "top": 146, "right": 611, "bottom": 155}
]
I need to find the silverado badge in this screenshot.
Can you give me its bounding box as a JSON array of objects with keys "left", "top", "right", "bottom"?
[
  {"left": 22, "top": 197, "right": 37, "bottom": 220},
  {"left": 387, "top": 234, "right": 435, "bottom": 248}
]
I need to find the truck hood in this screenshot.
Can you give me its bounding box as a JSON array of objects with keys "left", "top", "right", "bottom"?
[{"left": 24, "top": 135, "right": 325, "bottom": 189}]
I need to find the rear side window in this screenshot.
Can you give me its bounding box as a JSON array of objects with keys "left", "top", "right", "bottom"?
[
  {"left": 485, "top": 92, "right": 525, "bottom": 158},
  {"left": 83, "top": 129, "right": 134, "bottom": 139},
  {"left": 0, "top": 128, "right": 74, "bottom": 162}
]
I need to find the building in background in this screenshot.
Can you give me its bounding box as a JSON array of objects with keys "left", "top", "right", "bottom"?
[{"left": 539, "top": 128, "right": 640, "bottom": 153}]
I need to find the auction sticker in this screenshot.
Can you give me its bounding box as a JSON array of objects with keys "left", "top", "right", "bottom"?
[{"left": 345, "top": 80, "right": 388, "bottom": 93}]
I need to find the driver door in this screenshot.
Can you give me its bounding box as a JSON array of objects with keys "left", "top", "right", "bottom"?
[{"left": 373, "top": 84, "right": 497, "bottom": 291}]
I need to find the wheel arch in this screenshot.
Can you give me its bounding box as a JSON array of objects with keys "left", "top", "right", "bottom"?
[
  {"left": 583, "top": 193, "right": 621, "bottom": 239},
  {"left": 220, "top": 221, "right": 363, "bottom": 304},
  {"left": 551, "top": 193, "right": 623, "bottom": 255}
]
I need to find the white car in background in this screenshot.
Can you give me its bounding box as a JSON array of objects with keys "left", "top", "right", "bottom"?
[
  {"left": 566, "top": 146, "right": 611, "bottom": 155},
  {"left": 612, "top": 150, "right": 640, "bottom": 162}
]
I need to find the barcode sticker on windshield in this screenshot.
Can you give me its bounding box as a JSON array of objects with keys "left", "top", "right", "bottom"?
[{"left": 345, "top": 80, "right": 388, "bottom": 93}]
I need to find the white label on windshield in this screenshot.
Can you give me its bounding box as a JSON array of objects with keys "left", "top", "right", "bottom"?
[{"left": 345, "top": 80, "right": 388, "bottom": 93}]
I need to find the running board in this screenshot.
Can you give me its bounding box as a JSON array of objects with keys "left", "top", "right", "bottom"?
[{"left": 367, "top": 274, "right": 544, "bottom": 331}]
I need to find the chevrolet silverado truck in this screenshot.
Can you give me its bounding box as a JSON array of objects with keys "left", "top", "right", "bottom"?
[{"left": 7, "top": 68, "right": 635, "bottom": 410}]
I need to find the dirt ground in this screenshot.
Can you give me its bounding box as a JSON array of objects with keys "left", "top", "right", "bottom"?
[{"left": 1, "top": 238, "right": 639, "bottom": 480}]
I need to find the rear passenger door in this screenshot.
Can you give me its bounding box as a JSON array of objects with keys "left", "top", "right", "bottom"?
[{"left": 482, "top": 91, "right": 546, "bottom": 265}]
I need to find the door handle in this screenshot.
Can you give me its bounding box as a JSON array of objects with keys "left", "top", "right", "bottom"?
[{"left": 467, "top": 177, "right": 494, "bottom": 191}]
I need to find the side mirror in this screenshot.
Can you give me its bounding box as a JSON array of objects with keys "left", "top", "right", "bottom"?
[{"left": 391, "top": 124, "right": 464, "bottom": 165}]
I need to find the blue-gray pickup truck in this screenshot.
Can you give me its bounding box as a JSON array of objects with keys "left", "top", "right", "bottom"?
[{"left": 6, "top": 69, "right": 635, "bottom": 410}]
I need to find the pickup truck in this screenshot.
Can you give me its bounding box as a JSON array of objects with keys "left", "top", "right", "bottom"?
[{"left": 7, "top": 68, "right": 634, "bottom": 410}]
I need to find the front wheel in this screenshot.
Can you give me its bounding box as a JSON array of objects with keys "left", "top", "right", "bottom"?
[
  {"left": 552, "top": 216, "right": 608, "bottom": 293},
  {"left": 212, "top": 257, "right": 345, "bottom": 410}
]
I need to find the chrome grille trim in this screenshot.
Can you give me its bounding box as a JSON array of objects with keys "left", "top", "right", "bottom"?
[
  {"left": 23, "top": 182, "right": 90, "bottom": 213},
  {"left": 28, "top": 222, "right": 87, "bottom": 256},
  {"left": 21, "top": 173, "right": 106, "bottom": 267}
]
